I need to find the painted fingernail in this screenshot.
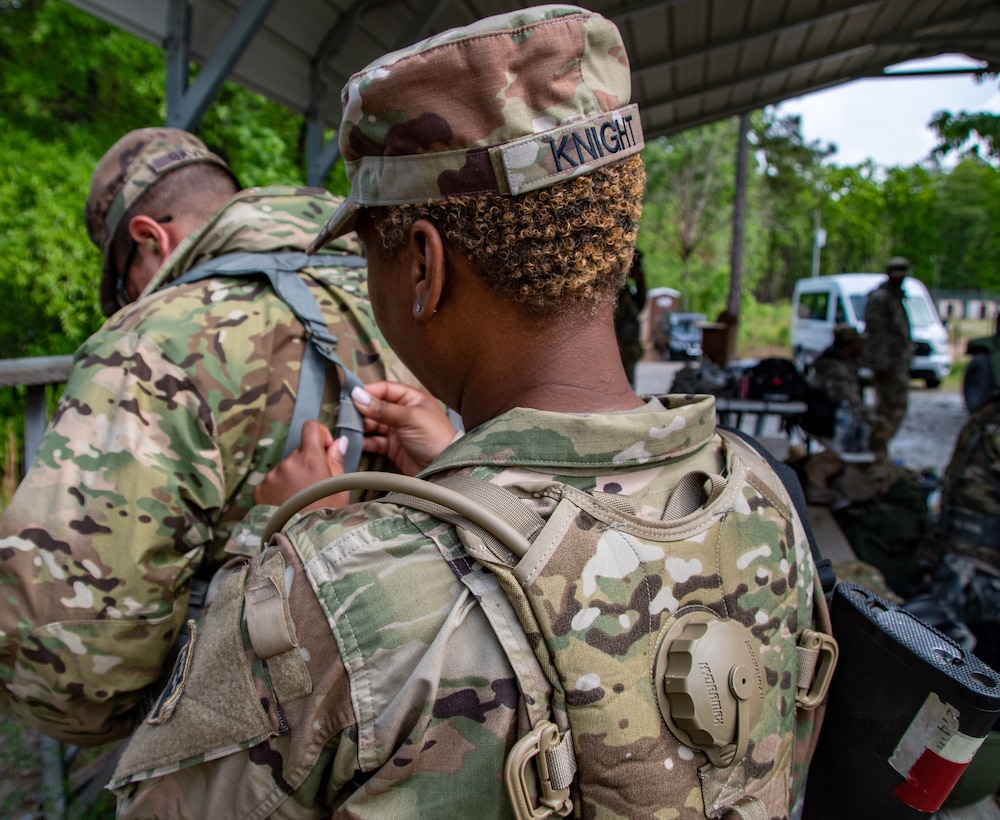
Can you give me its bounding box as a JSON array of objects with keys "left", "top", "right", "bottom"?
[
  {"left": 352, "top": 386, "right": 372, "bottom": 406},
  {"left": 335, "top": 436, "right": 349, "bottom": 454}
]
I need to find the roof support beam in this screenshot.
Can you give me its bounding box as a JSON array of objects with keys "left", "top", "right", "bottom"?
[
  {"left": 165, "top": 0, "right": 278, "bottom": 131},
  {"left": 305, "top": 1, "right": 364, "bottom": 186},
  {"left": 643, "top": 44, "right": 876, "bottom": 117},
  {"left": 305, "top": 0, "right": 449, "bottom": 186}
]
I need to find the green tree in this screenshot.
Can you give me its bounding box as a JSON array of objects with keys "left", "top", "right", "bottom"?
[
  {"left": 818, "top": 161, "right": 890, "bottom": 274},
  {"left": 930, "top": 107, "right": 1000, "bottom": 164},
  {"left": 882, "top": 164, "right": 944, "bottom": 286},
  {"left": 751, "top": 109, "right": 833, "bottom": 300},
  {"left": 934, "top": 158, "right": 1000, "bottom": 291},
  {"left": 640, "top": 120, "right": 738, "bottom": 313},
  {"left": 0, "top": 0, "right": 348, "bottom": 479}
]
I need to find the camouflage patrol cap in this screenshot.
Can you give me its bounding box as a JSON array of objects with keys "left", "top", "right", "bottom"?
[
  {"left": 309, "top": 4, "right": 643, "bottom": 253},
  {"left": 833, "top": 323, "right": 861, "bottom": 345},
  {"left": 886, "top": 256, "right": 912, "bottom": 275},
  {"left": 85, "top": 127, "right": 237, "bottom": 314}
]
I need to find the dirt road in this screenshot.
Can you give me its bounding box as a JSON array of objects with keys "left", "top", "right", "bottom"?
[{"left": 888, "top": 386, "right": 968, "bottom": 475}]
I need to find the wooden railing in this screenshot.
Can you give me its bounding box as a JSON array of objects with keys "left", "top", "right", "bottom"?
[
  {"left": 0, "top": 355, "right": 74, "bottom": 471},
  {"left": 1, "top": 355, "right": 77, "bottom": 817}
]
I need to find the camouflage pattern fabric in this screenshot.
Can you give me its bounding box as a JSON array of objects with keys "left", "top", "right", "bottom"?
[
  {"left": 935, "top": 397, "right": 1000, "bottom": 572},
  {"left": 109, "top": 396, "right": 829, "bottom": 819},
  {"left": 309, "top": 4, "right": 644, "bottom": 249},
  {"left": 809, "top": 347, "right": 864, "bottom": 413},
  {"left": 869, "top": 367, "right": 909, "bottom": 458},
  {"left": 0, "top": 186, "right": 410, "bottom": 745},
  {"left": 863, "top": 282, "right": 912, "bottom": 376},
  {"left": 863, "top": 282, "right": 911, "bottom": 457},
  {"left": 808, "top": 347, "right": 884, "bottom": 446},
  {"left": 83, "top": 127, "right": 240, "bottom": 315}
]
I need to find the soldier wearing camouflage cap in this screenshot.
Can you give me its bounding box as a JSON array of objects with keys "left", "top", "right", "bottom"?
[
  {"left": 0, "top": 126, "right": 413, "bottom": 746},
  {"left": 810, "top": 323, "right": 868, "bottom": 415},
  {"left": 864, "top": 257, "right": 914, "bottom": 459},
  {"left": 110, "top": 8, "right": 830, "bottom": 818},
  {"left": 84, "top": 127, "right": 239, "bottom": 316}
]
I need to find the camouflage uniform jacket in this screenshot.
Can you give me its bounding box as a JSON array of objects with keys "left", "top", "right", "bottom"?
[
  {"left": 809, "top": 347, "right": 867, "bottom": 415},
  {"left": 110, "top": 395, "right": 829, "bottom": 820},
  {"left": 863, "top": 282, "right": 912, "bottom": 376},
  {"left": 936, "top": 397, "right": 1000, "bottom": 570},
  {"left": 0, "top": 186, "right": 409, "bottom": 745}
]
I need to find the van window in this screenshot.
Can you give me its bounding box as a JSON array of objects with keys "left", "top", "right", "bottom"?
[
  {"left": 835, "top": 299, "right": 847, "bottom": 323},
  {"left": 904, "top": 296, "right": 935, "bottom": 325},
  {"left": 849, "top": 294, "right": 867, "bottom": 321},
  {"left": 799, "top": 291, "right": 829, "bottom": 320}
]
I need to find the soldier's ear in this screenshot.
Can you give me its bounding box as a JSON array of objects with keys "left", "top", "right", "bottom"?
[
  {"left": 128, "top": 215, "right": 175, "bottom": 259},
  {"left": 408, "top": 219, "right": 445, "bottom": 321}
]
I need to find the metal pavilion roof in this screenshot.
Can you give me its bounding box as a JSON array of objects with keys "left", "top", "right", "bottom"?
[{"left": 65, "top": 0, "right": 1000, "bottom": 183}]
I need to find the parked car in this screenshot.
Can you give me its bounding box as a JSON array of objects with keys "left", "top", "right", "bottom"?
[
  {"left": 656, "top": 311, "right": 705, "bottom": 361},
  {"left": 791, "top": 273, "right": 952, "bottom": 388}
]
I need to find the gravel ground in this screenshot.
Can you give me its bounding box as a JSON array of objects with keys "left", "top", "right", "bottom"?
[{"left": 887, "top": 385, "right": 968, "bottom": 476}]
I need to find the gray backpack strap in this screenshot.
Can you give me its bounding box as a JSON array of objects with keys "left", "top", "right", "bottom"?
[{"left": 171, "top": 252, "right": 368, "bottom": 468}]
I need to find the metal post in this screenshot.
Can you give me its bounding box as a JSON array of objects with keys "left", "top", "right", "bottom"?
[{"left": 811, "top": 210, "right": 826, "bottom": 278}]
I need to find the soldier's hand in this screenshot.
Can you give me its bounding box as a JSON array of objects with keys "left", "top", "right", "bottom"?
[
  {"left": 353, "top": 382, "right": 457, "bottom": 476},
  {"left": 253, "top": 420, "right": 350, "bottom": 511}
]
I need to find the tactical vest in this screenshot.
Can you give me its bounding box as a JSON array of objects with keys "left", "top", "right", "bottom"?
[{"left": 256, "top": 428, "right": 838, "bottom": 819}]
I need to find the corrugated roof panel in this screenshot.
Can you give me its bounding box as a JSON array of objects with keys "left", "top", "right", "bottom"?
[{"left": 62, "top": 0, "right": 999, "bottom": 141}]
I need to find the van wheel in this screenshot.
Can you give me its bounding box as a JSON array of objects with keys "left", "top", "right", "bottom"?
[
  {"left": 964, "top": 352, "right": 995, "bottom": 412},
  {"left": 923, "top": 375, "right": 941, "bottom": 389}
]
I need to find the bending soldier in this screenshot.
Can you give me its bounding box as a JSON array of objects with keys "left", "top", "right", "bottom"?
[{"left": 0, "top": 128, "right": 410, "bottom": 745}]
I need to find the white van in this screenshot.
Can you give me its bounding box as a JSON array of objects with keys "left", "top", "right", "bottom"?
[{"left": 791, "top": 273, "right": 952, "bottom": 387}]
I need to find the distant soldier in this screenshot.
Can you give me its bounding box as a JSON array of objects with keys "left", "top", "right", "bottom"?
[
  {"left": 864, "top": 256, "right": 913, "bottom": 460},
  {"left": 926, "top": 395, "right": 1000, "bottom": 671},
  {"left": 810, "top": 323, "right": 867, "bottom": 414},
  {"left": 936, "top": 396, "right": 1000, "bottom": 574}
]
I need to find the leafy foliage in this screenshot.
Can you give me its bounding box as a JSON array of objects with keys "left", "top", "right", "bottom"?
[
  {"left": 0, "top": 0, "right": 348, "bottom": 478},
  {"left": 751, "top": 110, "right": 834, "bottom": 300},
  {"left": 933, "top": 159, "right": 1000, "bottom": 291},
  {"left": 930, "top": 107, "right": 1000, "bottom": 163},
  {"left": 640, "top": 120, "right": 739, "bottom": 314}
]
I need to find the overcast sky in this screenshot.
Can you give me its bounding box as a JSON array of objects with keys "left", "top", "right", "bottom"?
[{"left": 772, "top": 55, "right": 999, "bottom": 168}]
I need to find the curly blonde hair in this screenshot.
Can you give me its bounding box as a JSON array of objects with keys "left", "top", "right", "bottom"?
[{"left": 368, "top": 155, "right": 645, "bottom": 318}]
